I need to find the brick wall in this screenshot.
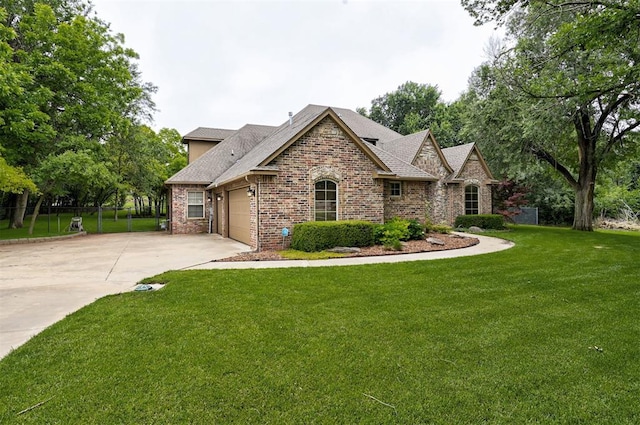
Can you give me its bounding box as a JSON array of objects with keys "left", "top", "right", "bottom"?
[
  {"left": 384, "top": 180, "right": 428, "bottom": 222},
  {"left": 256, "top": 116, "right": 385, "bottom": 251},
  {"left": 169, "top": 184, "right": 210, "bottom": 234}
]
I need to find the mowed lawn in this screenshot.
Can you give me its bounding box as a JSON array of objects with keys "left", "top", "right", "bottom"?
[{"left": 1, "top": 226, "right": 638, "bottom": 423}]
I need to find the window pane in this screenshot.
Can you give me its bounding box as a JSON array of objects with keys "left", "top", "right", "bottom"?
[
  {"left": 314, "top": 179, "right": 337, "bottom": 221},
  {"left": 188, "top": 192, "right": 203, "bottom": 204},
  {"left": 188, "top": 205, "right": 204, "bottom": 218}
]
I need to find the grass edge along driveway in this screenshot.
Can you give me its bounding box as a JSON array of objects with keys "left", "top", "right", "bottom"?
[{"left": 1, "top": 226, "right": 639, "bottom": 424}]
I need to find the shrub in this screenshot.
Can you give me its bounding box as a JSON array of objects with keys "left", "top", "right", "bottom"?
[
  {"left": 407, "top": 219, "right": 425, "bottom": 240},
  {"left": 429, "top": 224, "right": 452, "bottom": 234},
  {"left": 373, "top": 218, "right": 421, "bottom": 251},
  {"left": 291, "top": 220, "right": 375, "bottom": 252},
  {"left": 424, "top": 217, "right": 451, "bottom": 234},
  {"left": 454, "top": 214, "right": 506, "bottom": 230}
]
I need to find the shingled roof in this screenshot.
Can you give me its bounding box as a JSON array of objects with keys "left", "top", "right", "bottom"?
[
  {"left": 167, "top": 124, "right": 276, "bottom": 184},
  {"left": 381, "top": 130, "right": 430, "bottom": 163},
  {"left": 182, "top": 127, "right": 237, "bottom": 142},
  {"left": 441, "top": 143, "right": 476, "bottom": 179},
  {"left": 169, "top": 104, "right": 449, "bottom": 187}
]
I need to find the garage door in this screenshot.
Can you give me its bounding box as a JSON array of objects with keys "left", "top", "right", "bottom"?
[{"left": 228, "top": 188, "right": 251, "bottom": 245}]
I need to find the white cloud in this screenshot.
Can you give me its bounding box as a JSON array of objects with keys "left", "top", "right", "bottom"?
[{"left": 92, "top": 0, "right": 499, "bottom": 134}]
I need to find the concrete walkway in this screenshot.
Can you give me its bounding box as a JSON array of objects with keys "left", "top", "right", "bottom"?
[
  {"left": 188, "top": 233, "right": 515, "bottom": 270},
  {"left": 0, "top": 232, "right": 513, "bottom": 359}
]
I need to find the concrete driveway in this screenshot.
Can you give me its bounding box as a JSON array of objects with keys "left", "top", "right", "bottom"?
[{"left": 0, "top": 232, "right": 250, "bottom": 358}]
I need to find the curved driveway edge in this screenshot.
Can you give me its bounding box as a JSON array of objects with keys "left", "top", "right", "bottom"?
[
  {"left": 1, "top": 232, "right": 513, "bottom": 359},
  {"left": 0, "top": 233, "right": 250, "bottom": 359},
  {"left": 187, "top": 233, "right": 515, "bottom": 270}
]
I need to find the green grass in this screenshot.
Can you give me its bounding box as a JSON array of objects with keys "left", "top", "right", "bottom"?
[
  {"left": 1, "top": 226, "right": 639, "bottom": 423},
  {"left": 0, "top": 210, "right": 162, "bottom": 240}
]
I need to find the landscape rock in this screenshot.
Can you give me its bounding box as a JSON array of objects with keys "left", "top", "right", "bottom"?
[
  {"left": 426, "top": 237, "right": 445, "bottom": 246},
  {"left": 327, "top": 246, "right": 361, "bottom": 253},
  {"left": 468, "top": 226, "right": 484, "bottom": 233}
]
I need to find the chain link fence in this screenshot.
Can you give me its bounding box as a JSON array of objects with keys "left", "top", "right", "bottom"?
[{"left": 0, "top": 205, "right": 167, "bottom": 236}]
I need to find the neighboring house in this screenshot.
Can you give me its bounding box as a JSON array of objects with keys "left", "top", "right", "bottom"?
[{"left": 166, "top": 104, "right": 496, "bottom": 251}]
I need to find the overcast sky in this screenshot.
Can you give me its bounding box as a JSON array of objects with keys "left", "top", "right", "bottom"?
[{"left": 91, "top": 0, "right": 499, "bottom": 135}]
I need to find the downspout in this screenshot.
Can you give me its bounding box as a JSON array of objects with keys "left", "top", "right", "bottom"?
[{"left": 256, "top": 179, "right": 261, "bottom": 252}]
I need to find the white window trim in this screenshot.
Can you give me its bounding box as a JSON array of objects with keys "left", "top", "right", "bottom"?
[{"left": 187, "top": 191, "right": 205, "bottom": 219}]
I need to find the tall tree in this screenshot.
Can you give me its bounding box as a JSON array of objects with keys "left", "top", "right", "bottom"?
[
  {"left": 0, "top": 1, "right": 155, "bottom": 227},
  {"left": 462, "top": 0, "right": 640, "bottom": 230},
  {"left": 363, "top": 81, "right": 442, "bottom": 135}
]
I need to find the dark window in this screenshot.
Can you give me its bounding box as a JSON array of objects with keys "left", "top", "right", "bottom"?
[
  {"left": 465, "top": 185, "right": 479, "bottom": 215},
  {"left": 315, "top": 180, "right": 337, "bottom": 221},
  {"left": 390, "top": 181, "right": 401, "bottom": 197}
]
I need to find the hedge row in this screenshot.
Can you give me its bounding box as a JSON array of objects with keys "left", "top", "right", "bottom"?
[
  {"left": 291, "top": 220, "right": 376, "bottom": 252},
  {"left": 454, "top": 214, "right": 505, "bottom": 230}
]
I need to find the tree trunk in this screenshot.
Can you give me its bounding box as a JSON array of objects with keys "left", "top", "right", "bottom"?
[
  {"left": 572, "top": 109, "right": 596, "bottom": 231},
  {"left": 10, "top": 190, "right": 29, "bottom": 229},
  {"left": 573, "top": 181, "right": 595, "bottom": 231},
  {"left": 28, "top": 195, "right": 45, "bottom": 235}
]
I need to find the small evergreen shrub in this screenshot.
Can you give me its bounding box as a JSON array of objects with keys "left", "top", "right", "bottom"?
[
  {"left": 407, "top": 219, "right": 425, "bottom": 240},
  {"left": 291, "top": 220, "right": 375, "bottom": 252},
  {"left": 454, "top": 214, "right": 506, "bottom": 230},
  {"left": 424, "top": 218, "right": 451, "bottom": 234},
  {"left": 429, "top": 224, "right": 452, "bottom": 234}
]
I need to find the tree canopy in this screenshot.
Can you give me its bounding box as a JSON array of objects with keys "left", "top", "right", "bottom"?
[
  {"left": 0, "top": 0, "right": 181, "bottom": 230},
  {"left": 461, "top": 0, "right": 640, "bottom": 230}
]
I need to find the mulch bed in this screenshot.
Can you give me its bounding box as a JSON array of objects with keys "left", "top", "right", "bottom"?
[{"left": 215, "top": 233, "right": 479, "bottom": 262}]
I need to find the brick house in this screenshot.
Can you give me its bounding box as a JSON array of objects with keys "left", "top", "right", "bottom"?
[{"left": 166, "top": 105, "right": 496, "bottom": 251}]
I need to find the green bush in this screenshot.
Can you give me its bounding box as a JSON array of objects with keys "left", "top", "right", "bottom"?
[
  {"left": 424, "top": 217, "right": 451, "bottom": 234},
  {"left": 454, "top": 214, "right": 506, "bottom": 230},
  {"left": 407, "top": 219, "right": 425, "bottom": 240},
  {"left": 428, "top": 224, "right": 452, "bottom": 234},
  {"left": 373, "top": 218, "right": 423, "bottom": 251},
  {"left": 291, "top": 220, "right": 375, "bottom": 252}
]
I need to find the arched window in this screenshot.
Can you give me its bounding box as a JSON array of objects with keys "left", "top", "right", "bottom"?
[
  {"left": 315, "top": 180, "right": 337, "bottom": 221},
  {"left": 465, "top": 185, "right": 479, "bottom": 215}
]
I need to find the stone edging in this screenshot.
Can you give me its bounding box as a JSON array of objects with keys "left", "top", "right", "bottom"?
[{"left": 0, "top": 231, "right": 87, "bottom": 245}]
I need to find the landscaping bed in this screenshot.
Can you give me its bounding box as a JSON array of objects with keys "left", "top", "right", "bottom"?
[{"left": 217, "top": 233, "right": 479, "bottom": 262}]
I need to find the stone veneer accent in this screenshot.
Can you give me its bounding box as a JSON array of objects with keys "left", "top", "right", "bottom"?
[
  {"left": 412, "top": 138, "right": 451, "bottom": 223},
  {"left": 447, "top": 155, "right": 493, "bottom": 221}
]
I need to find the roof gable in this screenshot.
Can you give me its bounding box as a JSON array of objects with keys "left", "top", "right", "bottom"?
[
  {"left": 213, "top": 105, "right": 401, "bottom": 187},
  {"left": 441, "top": 142, "right": 496, "bottom": 181},
  {"left": 382, "top": 130, "right": 454, "bottom": 175}
]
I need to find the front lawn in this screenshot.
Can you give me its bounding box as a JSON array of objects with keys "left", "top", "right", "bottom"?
[{"left": 1, "top": 226, "right": 638, "bottom": 423}]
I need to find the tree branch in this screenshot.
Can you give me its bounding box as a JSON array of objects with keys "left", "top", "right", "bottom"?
[
  {"left": 602, "top": 120, "right": 640, "bottom": 157},
  {"left": 593, "top": 93, "right": 632, "bottom": 137},
  {"left": 529, "top": 145, "right": 578, "bottom": 188}
]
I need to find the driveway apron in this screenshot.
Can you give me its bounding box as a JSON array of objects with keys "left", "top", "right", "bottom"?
[{"left": 0, "top": 233, "right": 250, "bottom": 358}]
